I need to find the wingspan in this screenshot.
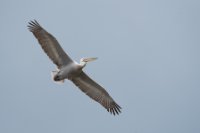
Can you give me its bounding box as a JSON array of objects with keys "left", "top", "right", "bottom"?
[
  {"left": 71, "top": 72, "right": 121, "bottom": 115},
  {"left": 28, "top": 20, "right": 73, "bottom": 68}
]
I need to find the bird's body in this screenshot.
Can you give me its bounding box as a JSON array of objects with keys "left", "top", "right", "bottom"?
[
  {"left": 53, "top": 61, "right": 82, "bottom": 81},
  {"left": 28, "top": 20, "right": 121, "bottom": 115}
]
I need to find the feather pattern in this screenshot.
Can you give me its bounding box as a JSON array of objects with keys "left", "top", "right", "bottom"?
[
  {"left": 28, "top": 20, "right": 73, "bottom": 68},
  {"left": 71, "top": 72, "right": 121, "bottom": 115}
]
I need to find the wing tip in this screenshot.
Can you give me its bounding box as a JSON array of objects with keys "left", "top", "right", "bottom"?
[
  {"left": 107, "top": 102, "right": 122, "bottom": 116},
  {"left": 27, "top": 19, "right": 42, "bottom": 32}
]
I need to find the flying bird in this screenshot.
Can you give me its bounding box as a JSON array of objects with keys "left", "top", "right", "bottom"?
[{"left": 28, "top": 20, "right": 121, "bottom": 115}]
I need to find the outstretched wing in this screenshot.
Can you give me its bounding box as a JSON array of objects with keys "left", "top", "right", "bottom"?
[
  {"left": 28, "top": 20, "right": 73, "bottom": 68},
  {"left": 71, "top": 72, "right": 121, "bottom": 115}
]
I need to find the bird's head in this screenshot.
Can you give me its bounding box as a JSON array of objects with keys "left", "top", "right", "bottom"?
[{"left": 80, "top": 57, "right": 98, "bottom": 67}]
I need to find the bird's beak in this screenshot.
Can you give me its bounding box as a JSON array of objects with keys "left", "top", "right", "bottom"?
[{"left": 83, "top": 57, "right": 98, "bottom": 62}]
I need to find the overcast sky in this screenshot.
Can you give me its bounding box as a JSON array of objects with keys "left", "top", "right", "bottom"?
[{"left": 1, "top": 0, "right": 200, "bottom": 133}]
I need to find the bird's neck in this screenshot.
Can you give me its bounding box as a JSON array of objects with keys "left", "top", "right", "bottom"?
[{"left": 79, "top": 61, "right": 87, "bottom": 68}]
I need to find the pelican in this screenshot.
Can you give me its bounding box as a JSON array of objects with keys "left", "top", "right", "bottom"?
[{"left": 28, "top": 20, "right": 121, "bottom": 115}]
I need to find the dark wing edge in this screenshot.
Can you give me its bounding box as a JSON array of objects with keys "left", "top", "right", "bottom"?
[
  {"left": 27, "top": 20, "right": 73, "bottom": 68},
  {"left": 71, "top": 72, "right": 122, "bottom": 115}
]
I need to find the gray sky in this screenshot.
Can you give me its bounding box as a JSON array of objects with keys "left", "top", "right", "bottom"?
[{"left": 1, "top": 0, "right": 200, "bottom": 133}]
